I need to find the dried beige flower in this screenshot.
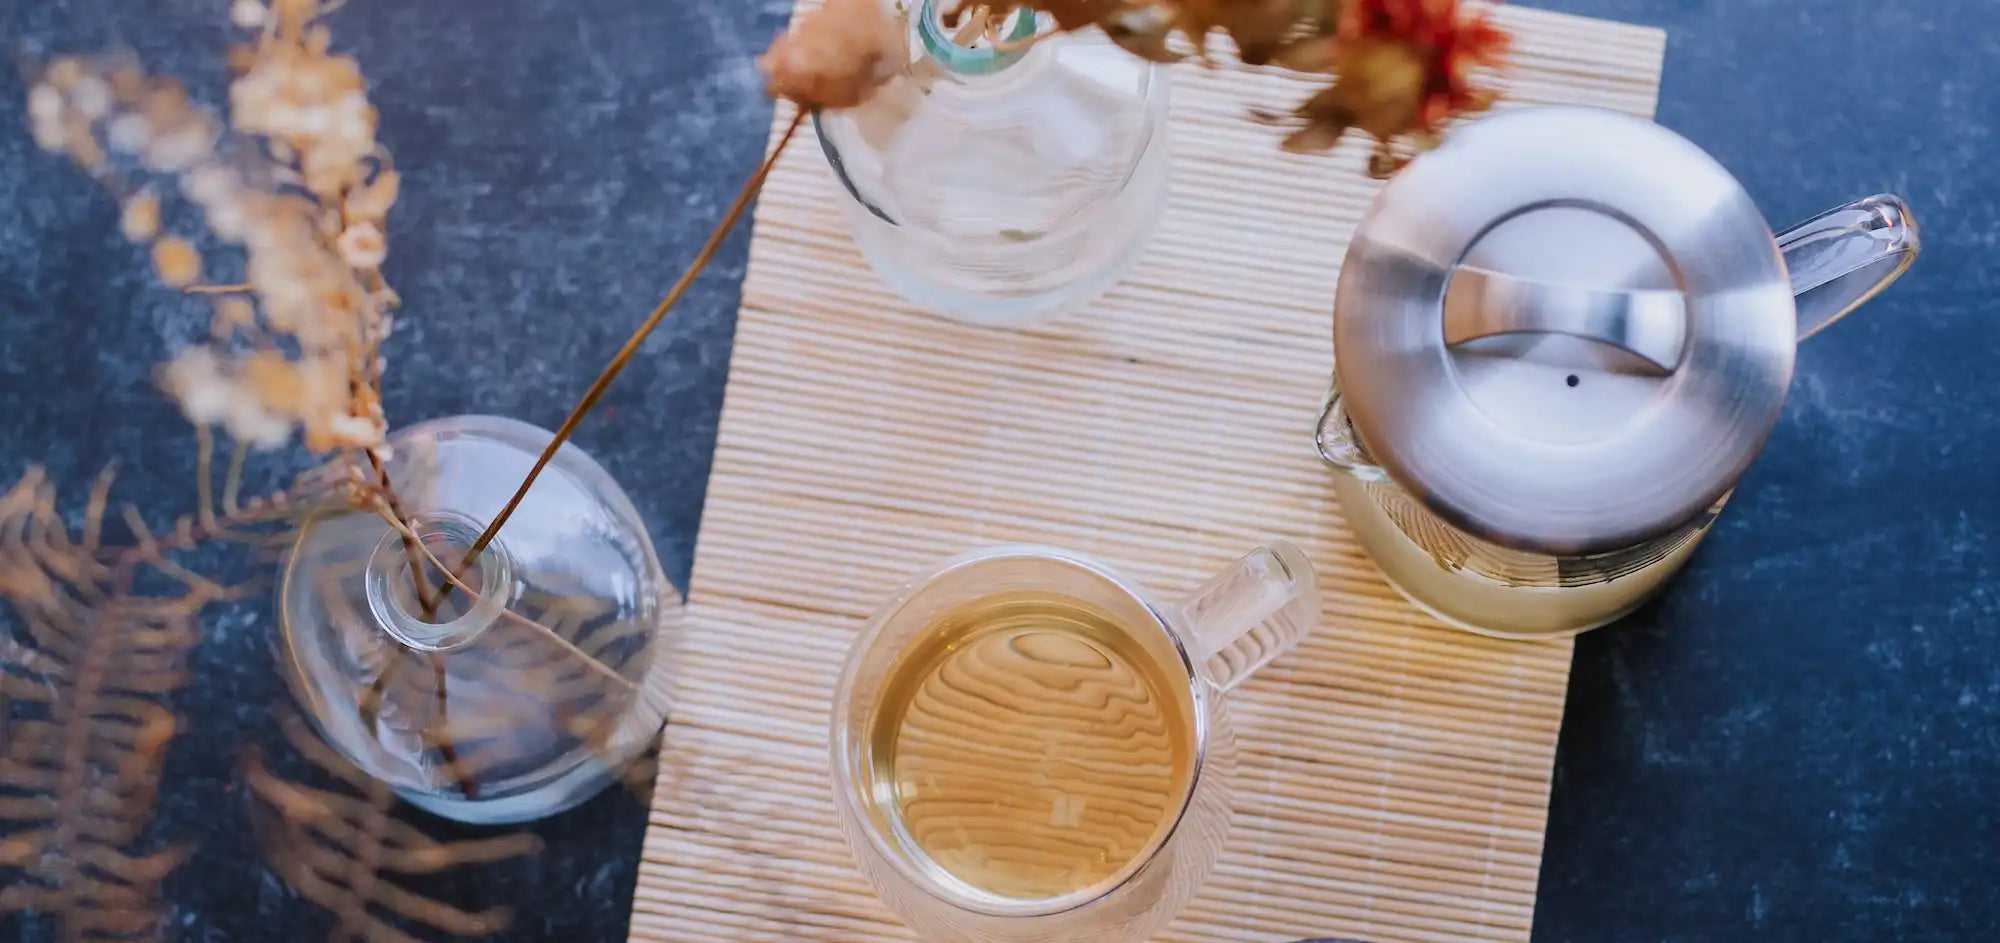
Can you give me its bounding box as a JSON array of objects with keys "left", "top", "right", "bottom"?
[
  {"left": 70, "top": 76, "right": 112, "bottom": 121},
  {"left": 120, "top": 190, "right": 161, "bottom": 242},
  {"left": 152, "top": 237, "right": 202, "bottom": 287},
  {"left": 160, "top": 348, "right": 230, "bottom": 426},
  {"left": 758, "top": 0, "right": 909, "bottom": 110},
  {"left": 230, "top": 0, "right": 268, "bottom": 29},
  {"left": 29, "top": 118, "right": 67, "bottom": 152},
  {"left": 335, "top": 222, "right": 386, "bottom": 269},
  {"left": 27, "top": 84, "right": 63, "bottom": 126},
  {"left": 106, "top": 113, "right": 150, "bottom": 154},
  {"left": 216, "top": 296, "right": 256, "bottom": 330},
  {"left": 23, "top": 14, "right": 402, "bottom": 454},
  {"left": 27, "top": 83, "right": 67, "bottom": 152}
]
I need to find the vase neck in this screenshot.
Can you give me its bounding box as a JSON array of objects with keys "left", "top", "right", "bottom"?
[
  {"left": 364, "top": 510, "right": 515, "bottom": 652},
  {"left": 916, "top": 0, "right": 1039, "bottom": 76}
]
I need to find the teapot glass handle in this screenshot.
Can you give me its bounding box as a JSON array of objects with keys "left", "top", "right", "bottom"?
[
  {"left": 1314, "top": 392, "right": 1390, "bottom": 481},
  {"left": 1781, "top": 194, "right": 1920, "bottom": 341},
  {"left": 1432, "top": 194, "right": 1920, "bottom": 365}
]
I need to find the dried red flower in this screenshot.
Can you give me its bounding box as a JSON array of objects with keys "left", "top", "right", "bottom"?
[
  {"left": 1264, "top": 0, "right": 1509, "bottom": 174},
  {"left": 1342, "top": 0, "right": 1509, "bottom": 130}
]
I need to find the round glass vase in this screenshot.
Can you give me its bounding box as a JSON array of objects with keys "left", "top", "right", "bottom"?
[
  {"left": 815, "top": 0, "right": 1171, "bottom": 329},
  {"left": 277, "top": 415, "right": 681, "bottom": 824}
]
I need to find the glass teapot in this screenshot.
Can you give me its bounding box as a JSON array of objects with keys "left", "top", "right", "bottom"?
[{"left": 1314, "top": 106, "right": 1919, "bottom": 639}]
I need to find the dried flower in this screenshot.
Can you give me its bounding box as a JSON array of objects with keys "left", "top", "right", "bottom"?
[
  {"left": 120, "top": 189, "right": 161, "bottom": 242},
  {"left": 22, "top": 11, "right": 403, "bottom": 454},
  {"left": 161, "top": 347, "right": 231, "bottom": 426},
  {"left": 106, "top": 112, "right": 150, "bottom": 153},
  {"left": 773, "top": 0, "right": 1511, "bottom": 175},
  {"left": 27, "top": 83, "right": 63, "bottom": 126},
  {"left": 216, "top": 296, "right": 256, "bottom": 330},
  {"left": 335, "top": 221, "right": 386, "bottom": 269},
  {"left": 0, "top": 6, "right": 443, "bottom": 933},
  {"left": 230, "top": 0, "right": 268, "bottom": 29},
  {"left": 152, "top": 237, "right": 203, "bottom": 286},
  {"left": 758, "top": 0, "right": 909, "bottom": 110},
  {"left": 1263, "top": 0, "right": 1509, "bottom": 173},
  {"left": 69, "top": 75, "right": 112, "bottom": 121}
]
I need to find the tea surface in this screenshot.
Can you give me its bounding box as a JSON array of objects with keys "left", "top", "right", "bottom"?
[{"left": 866, "top": 592, "right": 1195, "bottom": 901}]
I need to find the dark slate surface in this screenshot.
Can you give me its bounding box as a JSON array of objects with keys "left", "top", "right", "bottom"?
[{"left": 0, "top": 0, "right": 1993, "bottom": 941}]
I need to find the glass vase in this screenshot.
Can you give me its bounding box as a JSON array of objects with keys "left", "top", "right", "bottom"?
[
  {"left": 277, "top": 415, "right": 681, "bottom": 824},
  {"left": 815, "top": 0, "right": 1171, "bottom": 328}
]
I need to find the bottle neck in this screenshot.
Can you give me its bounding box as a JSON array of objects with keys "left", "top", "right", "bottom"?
[
  {"left": 364, "top": 510, "right": 514, "bottom": 652},
  {"left": 916, "top": 0, "right": 1040, "bottom": 76}
]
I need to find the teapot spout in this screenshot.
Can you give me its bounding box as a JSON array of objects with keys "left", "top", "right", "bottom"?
[{"left": 1780, "top": 194, "right": 1920, "bottom": 340}]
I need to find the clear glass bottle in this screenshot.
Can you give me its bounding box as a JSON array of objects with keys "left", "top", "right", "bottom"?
[
  {"left": 278, "top": 415, "right": 681, "bottom": 823},
  {"left": 815, "top": 0, "right": 1171, "bottom": 328}
]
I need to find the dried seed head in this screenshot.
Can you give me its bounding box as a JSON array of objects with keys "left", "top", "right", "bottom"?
[
  {"left": 161, "top": 348, "right": 229, "bottom": 426},
  {"left": 120, "top": 190, "right": 162, "bottom": 242},
  {"left": 143, "top": 119, "right": 217, "bottom": 172},
  {"left": 151, "top": 237, "right": 203, "bottom": 287},
  {"left": 243, "top": 350, "right": 312, "bottom": 414},
  {"left": 758, "top": 0, "right": 909, "bottom": 111},
  {"left": 70, "top": 76, "right": 112, "bottom": 121},
  {"left": 106, "top": 113, "right": 151, "bottom": 154},
  {"left": 205, "top": 198, "right": 248, "bottom": 242},
  {"left": 29, "top": 114, "right": 67, "bottom": 152},
  {"left": 231, "top": 0, "right": 268, "bottom": 29},
  {"left": 223, "top": 394, "right": 291, "bottom": 448},
  {"left": 46, "top": 57, "right": 84, "bottom": 91},
  {"left": 31, "top": 4, "right": 407, "bottom": 454},
  {"left": 27, "top": 83, "right": 68, "bottom": 152},
  {"left": 335, "top": 223, "right": 386, "bottom": 269},
  {"left": 215, "top": 297, "right": 256, "bottom": 330},
  {"left": 179, "top": 164, "right": 235, "bottom": 207},
  {"left": 27, "top": 84, "right": 63, "bottom": 126}
]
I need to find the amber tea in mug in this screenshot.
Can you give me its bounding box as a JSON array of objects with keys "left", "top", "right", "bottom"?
[
  {"left": 831, "top": 543, "right": 1319, "bottom": 943},
  {"left": 863, "top": 590, "right": 1198, "bottom": 901}
]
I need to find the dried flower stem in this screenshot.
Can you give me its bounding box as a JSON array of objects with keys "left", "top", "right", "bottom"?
[
  {"left": 362, "top": 449, "right": 435, "bottom": 618},
  {"left": 427, "top": 653, "right": 475, "bottom": 798},
  {"left": 421, "top": 109, "right": 809, "bottom": 614}
]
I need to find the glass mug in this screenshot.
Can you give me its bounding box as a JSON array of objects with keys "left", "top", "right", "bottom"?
[{"left": 829, "top": 543, "right": 1319, "bottom": 942}]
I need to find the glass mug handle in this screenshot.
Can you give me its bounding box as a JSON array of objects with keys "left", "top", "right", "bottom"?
[{"left": 1179, "top": 542, "right": 1321, "bottom": 691}]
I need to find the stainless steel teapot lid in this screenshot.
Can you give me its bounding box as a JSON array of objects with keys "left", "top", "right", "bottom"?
[{"left": 1332, "top": 106, "right": 1797, "bottom": 555}]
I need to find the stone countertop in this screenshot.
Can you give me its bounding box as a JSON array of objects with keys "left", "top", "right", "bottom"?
[{"left": 0, "top": 0, "right": 1993, "bottom": 940}]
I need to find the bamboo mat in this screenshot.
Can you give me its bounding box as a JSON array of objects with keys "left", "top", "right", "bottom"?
[{"left": 631, "top": 7, "right": 1664, "bottom": 942}]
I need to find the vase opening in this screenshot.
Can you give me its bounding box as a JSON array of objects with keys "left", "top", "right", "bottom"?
[
  {"left": 363, "top": 509, "right": 513, "bottom": 652},
  {"left": 916, "top": 0, "right": 1039, "bottom": 76}
]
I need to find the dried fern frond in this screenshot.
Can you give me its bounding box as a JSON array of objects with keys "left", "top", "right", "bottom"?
[
  {"left": 246, "top": 717, "right": 543, "bottom": 943},
  {"left": 0, "top": 461, "right": 341, "bottom": 942}
]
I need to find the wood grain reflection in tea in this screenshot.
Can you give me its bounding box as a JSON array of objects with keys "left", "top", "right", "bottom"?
[{"left": 866, "top": 592, "right": 1195, "bottom": 901}]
